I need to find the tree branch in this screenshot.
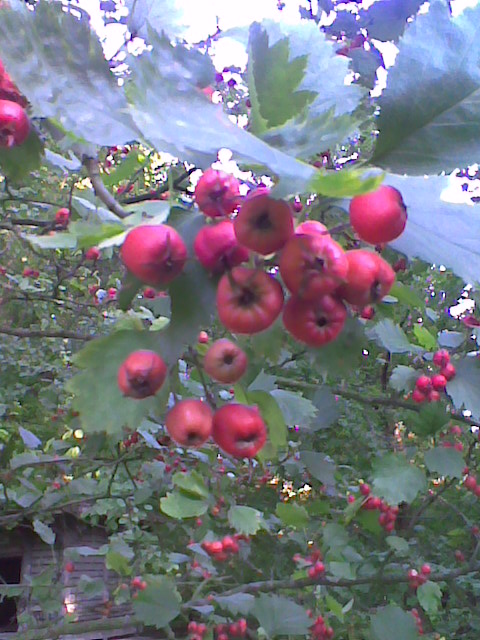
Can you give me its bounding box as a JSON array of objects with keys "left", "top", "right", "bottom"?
[
  {"left": 121, "top": 167, "right": 196, "bottom": 205},
  {"left": 0, "top": 327, "right": 93, "bottom": 341},
  {"left": 83, "top": 156, "right": 130, "bottom": 219}
]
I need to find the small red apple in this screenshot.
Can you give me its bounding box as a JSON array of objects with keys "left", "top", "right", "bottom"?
[
  {"left": 55, "top": 208, "right": 70, "bottom": 228},
  {"left": 212, "top": 403, "right": 267, "bottom": 458},
  {"left": 195, "top": 168, "right": 240, "bottom": 218},
  {"left": 121, "top": 224, "right": 187, "bottom": 286},
  {"left": 165, "top": 399, "right": 213, "bottom": 447},
  {"left": 349, "top": 185, "right": 407, "bottom": 245},
  {"left": 295, "top": 220, "right": 328, "bottom": 236},
  {"left": 203, "top": 338, "right": 248, "bottom": 384},
  {"left": 234, "top": 190, "right": 294, "bottom": 255},
  {"left": 193, "top": 220, "right": 249, "bottom": 274},
  {"left": 0, "top": 99, "right": 29, "bottom": 147},
  {"left": 338, "top": 250, "right": 395, "bottom": 307},
  {"left": 117, "top": 350, "right": 167, "bottom": 399},
  {"left": 282, "top": 294, "right": 347, "bottom": 347}
]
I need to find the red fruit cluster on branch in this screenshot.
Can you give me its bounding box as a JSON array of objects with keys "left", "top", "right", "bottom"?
[
  {"left": 362, "top": 490, "right": 399, "bottom": 533},
  {"left": 412, "top": 350, "right": 456, "bottom": 404},
  {"left": 213, "top": 619, "right": 248, "bottom": 640},
  {"left": 309, "top": 614, "right": 334, "bottom": 640},
  {"left": 201, "top": 534, "right": 244, "bottom": 561},
  {"left": 411, "top": 609, "right": 424, "bottom": 635},
  {"left": 408, "top": 563, "right": 431, "bottom": 590},
  {"left": 0, "top": 58, "right": 29, "bottom": 147}
]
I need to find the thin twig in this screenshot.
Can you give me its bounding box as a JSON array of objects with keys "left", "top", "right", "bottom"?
[{"left": 83, "top": 156, "right": 130, "bottom": 219}]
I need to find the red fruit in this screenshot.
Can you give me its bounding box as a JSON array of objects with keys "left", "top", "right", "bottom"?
[
  {"left": 55, "top": 208, "right": 70, "bottom": 227},
  {"left": 279, "top": 234, "right": 347, "bottom": 300},
  {"left": 360, "top": 306, "right": 375, "bottom": 320},
  {"left": 347, "top": 494, "right": 355, "bottom": 503},
  {"left": 193, "top": 220, "right": 249, "bottom": 274},
  {"left": 465, "top": 475, "right": 477, "bottom": 491},
  {"left": 143, "top": 287, "right": 156, "bottom": 299},
  {"left": 237, "top": 619, "right": 247, "bottom": 636},
  {"left": 121, "top": 224, "right": 187, "bottom": 286},
  {"left": 194, "top": 168, "right": 240, "bottom": 217},
  {"left": 440, "top": 362, "right": 456, "bottom": 381},
  {"left": 454, "top": 549, "right": 465, "bottom": 562},
  {"left": 293, "top": 199, "right": 303, "bottom": 213},
  {"left": 384, "top": 521, "right": 395, "bottom": 533},
  {"left": 108, "top": 287, "right": 117, "bottom": 299},
  {"left": 64, "top": 562, "right": 75, "bottom": 573},
  {"left": 393, "top": 257, "right": 407, "bottom": 272},
  {"left": 188, "top": 621, "right": 198, "bottom": 633},
  {"left": 216, "top": 267, "right": 284, "bottom": 334},
  {"left": 433, "top": 349, "right": 450, "bottom": 368},
  {"left": 363, "top": 496, "right": 381, "bottom": 510},
  {"left": 428, "top": 389, "right": 441, "bottom": 403},
  {"left": 421, "top": 563, "right": 431, "bottom": 576},
  {"left": 85, "top": 246, "right": 101, "bottom": 261},
  {"left": 295, "top": 220, "right": 328, "bottom": 236},
  {"left": 0, "top": 99, "right": 30, "bottom": 147},
  {"left": 412, "top": 388, "right": 428, "bottom": 404},
  {"left": 338, "top": 250, "right": 395, "bottom": 307},
  {"left": 117, "top": 350, "right": 167, "bottom": 399},
  {"left": 217, "top": 634, "right": 229, "bottom": 640},
  {"left": 415, "top": 375, "right": 432, "bottom": 393},
  {"left": 431, "top": 374, "right": 447, "bottom": 391},
  {"left": 204, "top": 338, "right": 248, "bottom": 384},
  {"left": 349, "top": 185, "right": 407, "bottom": 244},
  {"left": 208, "top": 541, "right": 224, "bottom": 555},
  {"left": 451, "top": 425, "right": 462, "bottom": 436},
  {"left": 131, "top": 576, "right": 143, "bottom": 589},
  {"left": 359, "top": 483, "right": 370, "bottom": 496},
  {"left": 221, "top": 536, "right": 238, "bottom": 552},
  {"left": 197, "top": 330, "right": 209, "bottom": 344},
  {"left": 282, "top": 294, "right": 347, "bottom": 347},
  {"left": 234, "top": 191, "right": 294, "bottom": 255},
  {"left": 165, "top": 399, "right": 213, "bottom": 447},
  {"left": 212, "top": 404, "right": 267, "bottom": 458}
]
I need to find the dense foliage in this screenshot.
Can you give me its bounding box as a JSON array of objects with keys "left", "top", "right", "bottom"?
[{"left": 0, "top": 0, "right": 479, "bottom": 638}]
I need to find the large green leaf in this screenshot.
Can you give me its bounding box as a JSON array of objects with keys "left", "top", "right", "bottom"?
[
  {"left": 127, "top": 29, "right": 315, "bottom": 195},
  {"left": 371, "top": 605, "right": 418, "bottom": 640},
  {"left": 253, "top": 594, "right": 312, "bottom": 638},
  {"left": 160, "top": 491, "right": 208, "bottom": 519},
  {"left": 247, "top": 21, "right": 366, "bottom": 159},
  {"left": 388, "top": 174, "right": 480, "bottom": 285},
  {"left": 228, "top": 506, "right": 265, "bottom": 536},
  {"left": 372, "top": 3, "right": 480, "bottom": 174},
  {"left": 309, "top": 168, "right": 384, "bottom": 198},
  {"left": 372, "top": 454, "right": 426, "bottom": 505},
  {"left": 446, "top": 356, "right": 480, "bottom": 420},
  {"left": 132, "top": 576, "right": 181, "bottom": 630},
  {"left": 424, "top": 447, "right": 465, "bottom": 479},
  {"left": 0, "top": 3, "right": 138, "bottom": 146},
  {"left": 0, "top": 129, "right": 44, "bottom": 180},
  {"left": 367, "top": 319, "right": 422, "bottom": 354},
  {"left": 67, "top": 330, "right": 170, "bottom": 435},
  {"left": 300, "top": 451, "right": 336, "bottom": 488},
  {"left": 417, "top": 581, "right": 442, "bottom": 615}
]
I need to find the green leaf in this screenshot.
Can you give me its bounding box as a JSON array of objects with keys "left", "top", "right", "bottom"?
[
  {"left": 371, "top": 605, "right": 418, "bottom": 640},
  {"left": 160, "top": 492, "right": 208, "bottom": 519},
  {"left": 132, "top": 576, "right": 181, "bottom": 630},
  {"left": 300, "top": 451, "right": 336, "bottom": 487},
  {"left": 372, "top": 3, "right": 480, "bottom": 174},
  {"left": 33, "top": 519, "right": 56, "bottom": 546},
  {"left": 0, "top": 129, "right": 44, "bottom": 180},
  {"left": 310, "top": 317, "right": 365, "bottom": 377},
  {"left": 322, "top": 523, "right": 349, "bottom": 550},
  {"left": 243, "top": 390, "right": 288, "bottom": 454},
  {"left": 326, "top": 594, "right": 344, "bottom": 622},
  {"left": 359, "top": 0, "right": 424, "bottom": 41},
  {"left": 390, "top": 283, "right": 424, "bottom": 310},
  {"left": 106, "top": 550, "right": 131, "bottom": 576},
  {"left": 172, "top": 470, "right": 209, "bottom": 499},
  {"left": 215, "top": 593, "right": 255, "bottom": 616},
  {"left": 417, "top": 581, "right": 442, "bottom": 616},
  {"left": 413, "top": 325, "right": 437, "bottom": 350},
  {"left": 410, "top": 402, "right": 450, "bottom": 437},
  {"left": 310, "top": 168, "right": 384, "bottom": 198},
  {"left": 372, "top": 454, "right": 426, "bottom": 505},
  {"left": 437, "top": 331, "right": 465, "bottom": 349},
  {"left": 386, "top": 536, "right": 410, "bottom": 555},
  {"left": 103, "top": 151, "right": 146, "bottom": 187},
  {"left": 253, "top": 594, "right": 312, "bottom": 638},
  {"left": 78, "top": 575, "right": 106, "bottom": 599},
  {"left": 270, "top": 389, "right": 318, "bottom": 430},
  {"left": 424, "top": 447, "right": 465, "bottom": 479},
  {"left": 446, "top": 356, "right": 480, "bottom": 420},
  {"left": 247, "top": 21, "right": 365, "bottom": 160},
  {"left": 0, "top": 3, "right": 137, "bottom": 146},
  {"left": 367, "top": 319, "right": 422, "bottom": 354},
  {"left": 228, "top": 506, "right": 265, "bottom": 536},
  {"left": 67, "top": 330, "right": 170, "bottom": 436},
  {"left": 127, "top": 29, "right": 315, "bottom": 196},
  {"left": 389, "top": 365, "right": 417, "bottom": 393},
  {"left": 310, "top": 387, "right": 340, "bottom": 429},
  {"left": 275, "top": 502, "right": 309, "bottom": 528}
]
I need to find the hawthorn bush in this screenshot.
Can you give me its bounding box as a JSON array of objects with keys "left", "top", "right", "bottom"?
[{"left": 0, "top": 0, "right": 480, "bottom": 639}]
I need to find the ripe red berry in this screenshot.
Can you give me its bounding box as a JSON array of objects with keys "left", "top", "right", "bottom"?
[
  {"left": 440, "top": 362, "right": 456, "bottom": 381},
  {"left": 282, "top": 294, "right": 347, "bottom": 347},
  {"left": 64, "top": 562, "right": 75, "bottom": 573},
  {"left": 0, "top": 99, "right": 30, "bottom": 147},
  {"left": 194, "top": 168, "right": 240, "bottom": 217},
  {"left": 359, "top": 483, "right": 371, "bottom": 496},
  {"left": 431, "top": 374, "right": 447, "bottom": 390},
  {"left": 212, "top": 403, "right": 267, "bottom": 458},
  {"left": 415, "top": 375, "right": 432, "bottom": 393},
  {"left": 117, "top": 350, "right": 167, "bottom": 399},
  {"left": 349, "top": 185, "right": 407, "bottom": 245},
  {"left": 295, "top": 219, "right": 328, "bottom": 236},
  {"left": 428, "top": 389, "right": 441, "bottom": 403},
  {"left": 464, "top": 475, "right": 477, "bottom": 491},
  {"left": 85, "top": 246, "right": 101, "bottom": 261},
  {"left": 55, "top": 208, "right": 70, "bottom": 227},
  {"left": 197, "top": 330, "right": 209, "bottom": 344},
  {"left": 203, "top": 338, "right": 248, "bottom": 384},
  {"left": 411, "top": 388, "right": 428, "bottom": 404},
  {"left": 421, "top": 563, "right": 431, "bottom": 576},
  {"left": 165, "top": 399, "right": 213, "bottom": 447},
  {"left": 143, "top": 287, "right": 156, "bottom": 299},
  {"left": 433, "top": 349, "right": 450, "bottom": 368},
  {"left": 360, "top": 305, "right": 375, "bottom": 320},
  {"left": 338, "top": 250, "right": 395, "bottom": 307},
  {"left": 193, "top": 220, "right": 249, "bottom": 274}
]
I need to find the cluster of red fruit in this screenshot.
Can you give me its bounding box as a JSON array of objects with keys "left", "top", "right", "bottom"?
[
  {"left": 201, "top": 534, "right": 243, "bottom": 561},
  {"left": 412, "top": 350, "right": 456, "bottom": 404},
  {"left": 411, "top": 608, "right": 424, "bottom": 636},
  {"left": 293, "top": 548, "right": 325, "bottom": 579},
  {"left": 359, "top": 484, "right": 399, "bottom": 533},
  {"left": 463, "top": 473, "right": 480, "bottom": 497},
  {"left": 209, "top": 619, "right": 248, "bottom": 640},
  {"left": 117, "top": 350, "right": 268, "bottom": 458},
  {"left": 407, "top": 563, "right": 431, "bottom": 590},
  {"left": 23, "top": 267, "right": 40, "bottom": 278},
  {"left": 0, "top": 59, "right": 29, "bottom": 148},
  {"left": 120, "top": 169, "right": 406, "bottom": 349},
  {"left": 440, "top": 424, "right": 464, "bottom": 451},
  {"left": 308, "top": 613, "right": 334, "bottom": 640},
  {"left": 131, "top": 575, "right": 148, "bottom": 592}
]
